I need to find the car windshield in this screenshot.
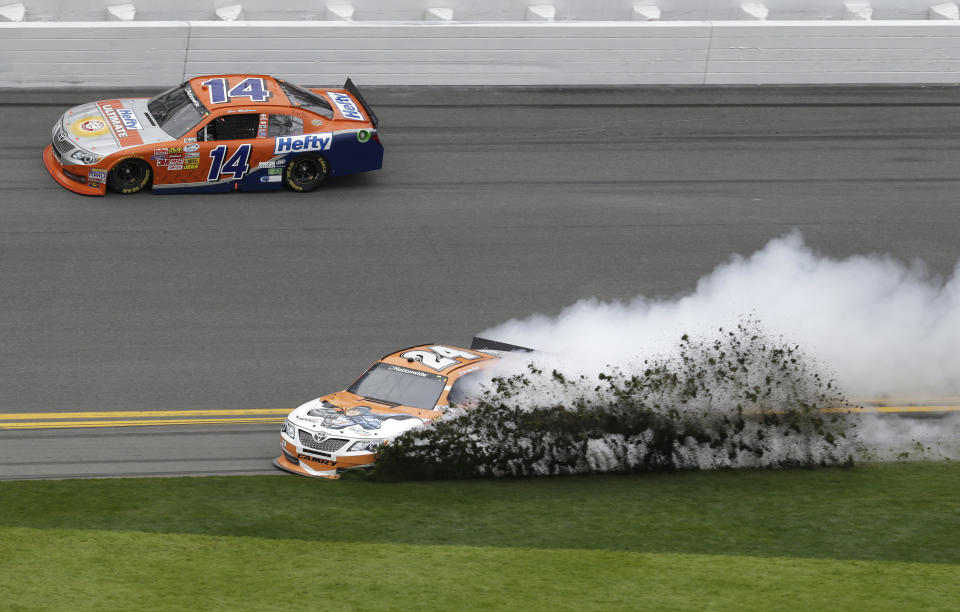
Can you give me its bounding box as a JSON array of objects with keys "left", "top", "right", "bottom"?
[
  {"left": 279, "top": 81, "right": 334, "bottom": 119},
  {"left": 347, "top": 363, "right": 446, "bottom": 410},
  {"left": 147, "top": 83, "right": 208, "bottom": 138}
]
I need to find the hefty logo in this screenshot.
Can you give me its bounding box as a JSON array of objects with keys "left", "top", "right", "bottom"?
[
  {"left": 97, "top": 100, "right": 143, "bottom": 146},
  {"left": 274, "top": 133, "right": 332, "bottom": 154},
  {"left": 116, "top": 108, "right": 142, "bottom": 130},
  {"left": 326, "top": 91, "right": 364, "bottom": 121},
  {"left": 100, "top": 103, "right": 128, "bottom": 139}
]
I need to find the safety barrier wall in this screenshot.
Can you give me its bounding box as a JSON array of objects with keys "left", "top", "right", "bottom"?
[
  {"left": 2, "top": 21, "right": 960, "bottom": 86},
  {"left": 5, "top": 0, "right": 956, "bottom": 22}
]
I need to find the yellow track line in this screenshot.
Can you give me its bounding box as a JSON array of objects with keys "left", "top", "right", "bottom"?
[
  {"left": 853, "top": 397, "right": 960, "bottom": 405},
  {"left": 2, "top": 401, "right": 958, "bottom": 432},
  {"left": 0, "top": 417, "right": 284, "bottom": 430},
  {"left": 0, "top": 409, "right": 291, "bottom": 420},
  {"left": 841, "top": 405, "right": 960, "bottom": 414}
]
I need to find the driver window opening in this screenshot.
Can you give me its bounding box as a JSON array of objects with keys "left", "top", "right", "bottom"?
[{"left": 198, "top": 113, "right": 259, "bottom": 142}]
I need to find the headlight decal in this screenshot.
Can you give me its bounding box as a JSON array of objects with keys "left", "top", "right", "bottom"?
[{"left": 70, "top": 149, "right": 103, "bottom": 165}]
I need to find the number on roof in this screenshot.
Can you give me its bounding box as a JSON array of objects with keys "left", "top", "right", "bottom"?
[
  {"left": 201, "top": 77, "right": 271, "bottom": 105},
  {"left": 401, "top": 346, "right": 482, "bottom": 371}
]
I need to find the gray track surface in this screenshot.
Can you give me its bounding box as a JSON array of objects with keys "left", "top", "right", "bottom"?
[{"left": 3, "top": 86, "right": 960, "bottom": 478}]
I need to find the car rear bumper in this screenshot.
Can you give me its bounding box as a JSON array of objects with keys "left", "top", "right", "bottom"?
[{"left": 43, "top": 145, "right": 106, "bottom": 196}]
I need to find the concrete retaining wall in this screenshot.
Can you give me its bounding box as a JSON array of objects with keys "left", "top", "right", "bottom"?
[
  {"left": 6, "top": 0, "right": 958, "bottom": 22},
  {"left": 2, "top": 21, "right": 960, "bottom": 86}
]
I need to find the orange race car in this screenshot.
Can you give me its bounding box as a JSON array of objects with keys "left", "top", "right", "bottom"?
[
  {"left": 275, "top": 338, "right": 532, "bottom": 479},
  {"left": 44, "top": 75, "right": 382, "bottom": 196}
]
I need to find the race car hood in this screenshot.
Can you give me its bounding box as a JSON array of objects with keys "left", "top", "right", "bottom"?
[
  {"left": 287, "top": 393, "right": 431, "bottom": 440},
  {"left": 60, "top": 98, "right": 172, "bottom": 154}
]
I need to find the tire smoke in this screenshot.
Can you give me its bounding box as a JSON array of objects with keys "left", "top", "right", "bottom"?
[
  {"left": 483, "top": 231, "right": 960, "bottom": 399},
  {"left": 474, "top": 232, "right": 960, "bottom": 465}
]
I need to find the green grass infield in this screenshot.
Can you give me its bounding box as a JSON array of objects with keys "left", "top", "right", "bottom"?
[{"left": 1, "top": 462, "right": 958, "bottom": 611}]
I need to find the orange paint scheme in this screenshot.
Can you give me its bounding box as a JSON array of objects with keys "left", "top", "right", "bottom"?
[
  {"left": 275, "top": 343, "right": 515, "bottom": 480},
  {"left": 44, "top": 74, "right": 382, "bottom": 196}
]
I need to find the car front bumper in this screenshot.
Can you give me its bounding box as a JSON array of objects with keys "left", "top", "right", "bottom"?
[
  {"left": 274, "top": 437, "right": 375, "bottom": 479},
  {"left": 43, "top": 145, "right": 107, "bottom": 196}
]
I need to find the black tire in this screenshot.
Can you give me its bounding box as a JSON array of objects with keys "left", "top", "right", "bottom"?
[
  {"left": 283, "top": 155, "right": 328, "bottom": 192},
  {"left": 107, "top": 159, "right": 151, "bottom": 194}
]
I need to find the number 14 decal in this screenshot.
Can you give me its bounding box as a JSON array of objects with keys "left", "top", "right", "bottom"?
[
  {"left": 201, "top": 77, "right": 271, "bottom": 105},
  {"left": 208, "top": 144, "right": 251, "bottom": 181}
]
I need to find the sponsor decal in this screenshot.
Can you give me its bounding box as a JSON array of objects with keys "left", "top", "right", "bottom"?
[
  {"left": 326, "top": 91, "right": 364, "bottom": 121},
  {"left": 259, "top": 175, "right": 282, "bottom": 183},
  {"left": 306, "top": 405, "right": 421, "bottom": 431},
  {"left": 257, "top": 159, "right": 287, "bottom": 169},
  {"left": 87, "top": 168, "right": 107, "bottom": 182},
  {"left": 168, "top": 147, "right": 183, "bottom": 154},
  {"left": 257, "top": 129, "right": 267, "bottom": 138},
  {"left": 70, "top": 117, "right": 109, "bottom": 137},
  {"left": 274, "top": 133, "right": 332, "bottom": 154},
  {"left": 267, "top": 167, "right": 282, "bottom": 175},
  {"left": 116, "top": 108, "right": 142, "bottom": 130},
  {"left": 155, "top": 158, "right": 168, "bottom": 166},
  {"left": 186, "top": 152, "right": 199, "bottom": 159},
  {"left": 298, "top": 453, "right": 335, "bottom": 466},
  {"left": 99, "top": 103, "right": 127, "bottom": 138},
  {"left": 311, "top": 119, "right": 324, "bottom": 127},
  {"left": 152, "top": 148, "right": 167, "bottom": 158},
  {"left": 357, "top": 129, "right": 371, "bottom": 143},
  {"left": 97, "top": 101, "right": 143, "bottom": 146},
  {"left": 168, "top": 163, "right": 183, "bottom": 171},
  {"left": 183, "top": 137, "right": 197, "bottom": 143},
  {"left": 184, "top": 159, "right": 199, "bottom": 170},
  {"left": 184, "top": 86, "right": 200, "bottom": 108},
  {"left": 388, "top": 365, "right": 428, "bottom": 378},
  {"left": 184, "top": 143, "right": 199, "bottom": 153}
]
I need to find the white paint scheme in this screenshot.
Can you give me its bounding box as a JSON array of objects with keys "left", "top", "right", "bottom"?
[
  {"left": 106, "top": 3, "right": 135, "bottom": 21},
  {"left": 0, "top": 2, "right": 24, "bottom": 21},
  {"left": 929, "top": 1, "right": 959, "bottom": 18},
  {"left": 4, "top": 20, "right": 960, "bottom": 86},
  {"left": 285, "top": 398, "right": 426, "bottom": 457}
]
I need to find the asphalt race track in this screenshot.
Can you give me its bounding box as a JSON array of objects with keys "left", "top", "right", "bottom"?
[{"left": 3, "top": 86, "right": 960, "bottom": 478}]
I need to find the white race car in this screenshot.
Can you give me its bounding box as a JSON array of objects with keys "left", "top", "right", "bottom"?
[{"left": 275, "top": 337, "right": 530, "bottom": 479}]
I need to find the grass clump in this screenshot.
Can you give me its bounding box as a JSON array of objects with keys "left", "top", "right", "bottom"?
[{"left": 374, "top": 322, "right": 856, "bottom": 481}]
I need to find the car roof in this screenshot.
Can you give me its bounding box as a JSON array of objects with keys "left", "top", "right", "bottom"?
[
  {"left": 187, "top": 74, "right": 291, "bottom": 109},
  {"left": 379, "top": 344, "right": 501, "bottom": 376}
]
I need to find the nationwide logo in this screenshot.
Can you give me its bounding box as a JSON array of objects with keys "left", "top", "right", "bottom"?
[
  {"left": 274, "top": 133, "right": 332, "bottom": 154},
  {"left": 326, "top": 91, "right": 364, "bottom": 121},
  {"left": 116, "top": 108, "right": 142, "bottom": 130}
]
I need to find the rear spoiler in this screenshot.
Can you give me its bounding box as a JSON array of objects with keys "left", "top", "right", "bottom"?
[
  {"left": 470, "top": 337, "right": 534, "bottom": 353},
  {"left": 343, "top": 77, "right": 379, "bottom": 127}
]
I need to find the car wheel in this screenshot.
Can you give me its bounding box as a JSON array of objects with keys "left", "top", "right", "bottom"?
[
  {"left": 107, "top": 159, "right": 151, "bottom": 194},
  {"left": 284, "top": 155, "right": 327, "bottom": 192}
]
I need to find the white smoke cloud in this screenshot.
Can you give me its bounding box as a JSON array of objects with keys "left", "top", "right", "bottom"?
[{"left": 483, "top": 231, "right": 960, "bottom": 399}]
